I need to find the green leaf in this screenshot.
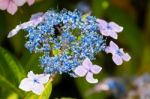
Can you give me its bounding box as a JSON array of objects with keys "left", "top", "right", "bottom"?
[
  {"left": 57, "top": 97, "right": 76, "bottom": 99},
  {"left": 7, "top": 92, "right": 19, "bottom": 99},
  {"left": 21, "top": 52, "right": 43, "bottom": 73},
  {"left": 24, "top": 79, "right": 52, "bottom": 99},
  {"left": 0, "top": 75, "right": 23, "bottom": 97},
  {"left": 0, "top": 47, "right": 25, "bottom": 85},
  {"left": 0, "top": 47, "right": 26, "bottom": 97}
]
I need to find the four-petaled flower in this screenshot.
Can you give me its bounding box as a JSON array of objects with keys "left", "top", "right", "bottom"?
[
  {"left": 19, "top": 71, "right": 50, "bottom": 95},
  {"left": 105, "top": 41, "right": 131, "bottom": 65},
  {"left": 74, "top": 58, "right": 102, "bottom": 84},
  {"left": 97, "top": 19, "right": 123, "bottom": 39},
  {"left": 0, "top": 0, "right": 35, "bottom": 15}
]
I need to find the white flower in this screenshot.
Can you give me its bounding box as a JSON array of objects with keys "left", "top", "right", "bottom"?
[
  {"left": 97, "top": 19, "right": 123, "bottom": 39},
  {"left": 19, "top": 71, "right": 50, "bottom": 95},
  {"left": 105, "top": 41, "right": 131, "bottom": 65},
  {"left": 74, "top": 58, "right": 102, "bottom": 84}
]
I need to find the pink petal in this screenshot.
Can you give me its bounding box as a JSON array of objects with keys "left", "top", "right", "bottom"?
[
  {"left": 91, "top": 65, "right": 102, "bottom": 74},
  {"left": 86, "top": 72, "right": 98, "bottom": 83},
  {"left": 7, "top": 1, "right": 18, "bottom": 15},
  {"left": 27, "top": 0, "right": 35, "bottom": 6},
  {"left": 109, "top": 22, "right": 123, "bottom": 33},
  {"left": 74, "top": 66, "right": 87, "bottom": 77},
  {"left": 112, "top": 54, "right": 123, "bottom": 65},
  {"left": 13, "top": 0, "right": 26, "bottom": 6},
  {"left": 0, "top": 0, "right": 9, "bottom": 10},
  {"left": 82, "top": 58, "right": 93, "bottom": 68}
]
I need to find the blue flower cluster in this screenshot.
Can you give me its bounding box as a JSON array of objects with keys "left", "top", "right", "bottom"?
[{"left": 24, "top": 9, "right": 106, "bottom": 75}]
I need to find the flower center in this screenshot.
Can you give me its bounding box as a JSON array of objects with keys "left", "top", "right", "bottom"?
[
  {"left": 33, "top": 79, "right": 40, "bottom": 84},
  {"left": 107, "top": 25, "right": 112, "bottom": 30},
  {"left": 116, "top": 50, "right": 123, "bottom": 56}
]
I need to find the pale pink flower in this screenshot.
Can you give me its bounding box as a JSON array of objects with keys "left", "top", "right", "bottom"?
[
  {"left": 74, "top": 58, "right": 102, "bottom": 84},
  {"left": 105, "top": 41, "right": 131, "bottom": 65},
  {"left": 97, "top": 19, "right": 123, "bottom": 39},
  {"left": 0, "top": 0, "right": 35, "bottom": 15},
  {"left": 27, "top": 0, "right": 35, "bottom": 6}
]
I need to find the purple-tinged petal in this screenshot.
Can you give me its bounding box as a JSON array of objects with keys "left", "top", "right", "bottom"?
[
  {"left": 109, "top": 22, "right": 123, "bottom": 33},
  {"left": 105, "top": 47, "right": 112, "bottom": 54},
  {"left": 110, "top": 41, "right": 119, "bottom": 50},
  {"left": 91, "top": 65, "right": 102, "bottom": 74},
  {"left": 109, "top": 31, "right": 118, "bottom": 39},
  {"left": 20, "top": 21, "right": 34, "bottom": 29},
  {"left": 19, "top": 78, "right": 33, "bottom": 91},
  {"left": 96, "top": 19, "right": 110, "bottom": 36},
  {"left": 13, "top": 0, "right": 26, "bottom": 6},
  {"left": 27, "top": 71, "right": 36, "bottom": 79},
  {"left": 96, "top": 19, "right": 107, "bottom": 28},
  {"left": 17, "top": 17, "right": 43, "bottom": 29},
  {"left": 99, "top": 29, "right": 111, "bottom": 36},
  {"left": 27, "top": 0, "right": 35, "bottom": 6},
  {"left": 27, "top": 71, "right": 35, "bottom": 77},
  {"left": 30, "top": 12, "right": 44, "bottom": 20},
  {"left": 32, "top": 83, "right": 44, "bottom": 95},
  {"left": 38, "top": 74, "right": 50, "bottom": 84},
  {"left": 112, "top": 54, "right": 123, "bottom": 65},
  {"left": 119, "top": 49, "right": 131, "bottom": 61},
  {"left": 0, "top": 0, "right": 9, "bottom": 10},
  {"left": 74, "top": 66, "right": 87, "bottom": 77},
  {"left": 7, "top": 1, "right": 18, "bottom": 15},
  {"left": 122, "top": 53, "right": 131, "bottom": 61},
  {"left": 8, "top": 21, "right": 33, "bottom": 38},
  {"left": 86, "top": 72, "right": 98, "bottom": 83},
  {"left": 8, "top": 25, "right": 21, "bottom": 38},
  {"left": 21, "top": 17, "right": 43, "bottom": 29},
  {"left": 8, "top": 16, "right": 43, "bottom": 38},
  {"left": 105, "top": 41, "right": 119, "bottom": 54},
  {"left": 82, "top": 58, "right": 93, "bottom": 68}
]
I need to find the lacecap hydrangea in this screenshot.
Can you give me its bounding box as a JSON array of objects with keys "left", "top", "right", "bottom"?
[{"left": 8, "top": 9, "right": 131, "bottom": 84}]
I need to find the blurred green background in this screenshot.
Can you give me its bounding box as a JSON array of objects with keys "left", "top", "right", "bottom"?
[{"left": 0, "top": 0, "right": 150, "bottom": 99}]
